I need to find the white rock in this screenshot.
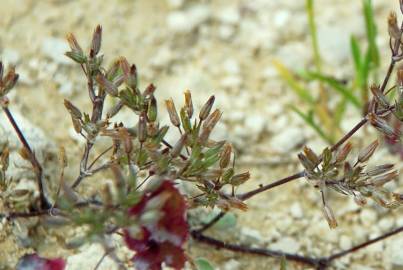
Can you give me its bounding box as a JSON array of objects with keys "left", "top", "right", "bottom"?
[
  {"left": 220, "top": 75, "right": 242, "bottom": 89},
  {"left": 41, "top": 37, "right": 71, "bottom": 65},
  {"left": 273, "top": 10, "right": 291, "bottom": 29},
  {"left": 388, "top": 238, "right": 403, "bottom": 268},
  {"left": 167, "top": 5, "right": 210, "bottom": 34},
  {"left": 67, "top": 244, "right": 117, "bottom": 270},
  {"left": 244, "top": 114, "right": 266, "bottom": 137},
  {"left": 150, "top": 47, "right": 174, "bottom": 69},
  {"left": 317, "top": 25, "right": 351, "bottom": 66},
  {"left": 379, "top": 218, "right": 395, "bottom": 231},
  {"left": 270, "top": 237, "right": 300, "bottom": 253},
  {"left": 339, "top": 235, "right": 352, "bottom": 250},
  {"left": 1, "top": 48, "right": 20, "bottom": 65},
  {"left": 222, "top": 58, "right": 240, "bottom": 75},
  {"left": 289, "top": 202, "right": 303, "bottom": 219},
  {"left": 240, "top": 227, "right": 262, "bottom": 244},
  {"left": 166, "top": 0, "right": 184, "bottom": 9},
  {"left": 216, "top": 6, "right": 240, "bottom": 25},
  {"left": 359, "top": 209, "right": 377, "bottom": 225},
  {"left": 218, "top": 25, "right": 236, "bottom": 40},
  {"left": 269, "top": 126, "right": 305, "bottom": 153},
  {"left": 223, "top": 259, "right": 241, "bottom": 270}
]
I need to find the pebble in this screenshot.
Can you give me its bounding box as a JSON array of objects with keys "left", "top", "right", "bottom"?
[
  {"left": 339, "top": 235, "right": 352, "bottom": 250},
  {"left": 218, "top": 25, "right": 236, "bottom": 40},
  {"left": 270, "top": 237, "right": 300, "bottom": 253},
  {"left": 1, "top": 48, "right": 20, "bottom": 65},
  {"left": 166, "top": 0, "right": 184, "bottom": 9},
  {"left": 273, "top": 10, "right": 290, "bottom": 29},
  {"left": 41, "top": 37, "right": 71, "bottom": 65},
  {"left": 243, "top": 113, "right": 266, "bottom": 140},
  {"left": 240, "top": 227, "right": 262, "bottom": 244},
  {"left": 359, "top": 209, "right": 378, "bottom": 226},
  {"left": 167, "top": 5, "right": 210, "bottom": 34},
  {"left": 289, "top": 202, "right": 303, "bottom": 219},
  {"left": 389, "top": 238, "right": 403, "bottom": 268},
  {"left": 269, "top": 126, "right": 305, "bottom": 153},
  {"left": 216, "top": 6, "right": 240, "bottom": 25},
  {"left": 67, "top": 244, "right": 116, "bottom": 270},
  {"left": 223, "top": 259, "right": 241, "bottom": 270},
  {"left": 317, "top": 25, "right": 351, "bottom": 66}
]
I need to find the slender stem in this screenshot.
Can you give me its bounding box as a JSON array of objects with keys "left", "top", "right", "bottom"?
[
  {"left": 326, "top": 225, "right": 403, "bottom": 262},
  {"left": 2, "top": 107, "right": 51, "bottom": 209},
  {"left": 191, "top": 230, "right": 324, "bottom": 267},
  {"left": 238, "top": 172, "right": 305, "bottom": 201},
  {"left": 195, "top": 212, "right": 226, "bottom": 233}
]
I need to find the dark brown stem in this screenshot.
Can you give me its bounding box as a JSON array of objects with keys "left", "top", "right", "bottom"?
[
  {"left": 191, "top": 230, "right": 325, "bottom": 267},
  {"left": 195, "top": 211, "right": 226, "bottom": 233},
  {"left": 326, "top": 225, "right": 403, "bottom": 262},
  {"left": 2, "top": 107, "right": 51, "bottom": 209}
]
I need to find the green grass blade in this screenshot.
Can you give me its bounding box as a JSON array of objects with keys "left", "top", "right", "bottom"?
[
  {"left": 334, "top": 97, "right": 348, "bottom": 127},
  {"left": 350, "top": 36, "right": 363, "bottom": 89},
  {"left": 306, "top": 0, "right": 322, "bottom": 72},
  {"left": 280, "top": 256, "right": 287, "bottom": 270},
  {"left": 363, "top": 0, "right": 379, "bottom": 67},
  {"left": 273, "top": 60, "right": 315, "bottom": 105},
  {"left": 289, "top": 105, "right": 331, "bottom": 142},
  {"left": 304, "top": 71, "right": 362, "bottom": 108}
]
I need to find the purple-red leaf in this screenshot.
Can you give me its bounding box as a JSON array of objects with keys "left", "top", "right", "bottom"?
[
  {"left": 124, "top": 181, "right": 188, "bottom": 270},
  {"left": 16, "top": 254, "right": 66, "bottom": 270}
]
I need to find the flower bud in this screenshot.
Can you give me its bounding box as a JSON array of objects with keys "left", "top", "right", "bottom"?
[
  {"left": 165, "top": 98, "right": 180, "bottom": 127},
  {"left": 90, "top": 25, "right": 102, "bottom": 57},
  {"left": 199, "top": 95, "right": 215, "bottom": 120},
  {"left": 219, "top": 143, "right": 232, "bottom": 169},
  {"left": 322, "top": 204, "right": 337, "bottom": 229},
  {"left": 184, "top": 90, "right": 193, "bottom": 118},
  {"left": 357, "top": 139, "right": 379, "bottom": 163},
  {"left": 388, "top": 12, "right": 401, "bottom": 40}
]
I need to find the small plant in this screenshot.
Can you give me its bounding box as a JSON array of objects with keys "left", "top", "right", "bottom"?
[
  {"left": 274, "top": 0, "right": 380, "bottom": 143},
  {"left": 1, "top": 1, "right": 403, "bottom": 269}
]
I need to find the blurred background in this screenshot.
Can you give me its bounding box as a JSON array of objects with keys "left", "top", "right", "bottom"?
[{"left": 1, "top": 0, "right": 403, "bottom": 269}]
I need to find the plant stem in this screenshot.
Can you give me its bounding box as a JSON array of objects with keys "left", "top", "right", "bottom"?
[{"left": 2, "top": 107, "right": 51, "bottom": 209}]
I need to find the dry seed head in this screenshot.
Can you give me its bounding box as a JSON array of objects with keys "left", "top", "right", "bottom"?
[
  {"left": 66, "top": 33, "right": 83, "bottom": 53},
  {"left": 0, "top": 62, "right": 3, "bottom": 81},
  {"left": 199, "top": 95, "right": 215, "bottom": 120},
  {"left": 230, "top": 171, "right": 250, "bottom": 186},
  {"left": 171, "top": 134, "right": 187, "bottom": 158},
  {"left": 165, "top": 98, "right": 180, "bottom": 127},
  {"left": 298, "top": 153, "right": 315, "bottom": 171},
  {"left": 322, "top": 204, "right": 338, "bottom": 229},
  {"left": 219, "top": 143, "right": 232, "bottom": 169},
  {"left": 371, "top": 170, "right": 398, "bottom": 186},
  {"left": 147, "top": 96, "right": 158, "bottom": 122},
  {"left": 354, "top": 194, "right": 367, "bottom": 206},
  {"left": 388, "top": 12, "right": 401, "bottom": 40},
  {"left": 58, "top": 146, "right": 68, "bottom": 168},
  {"left": 302, "top": 146, "right": 319, "bottom": 166},
  {"left": 143, "top": 84, "right": 156, "bottom": 97},
  {"left": 64, "top": 99, "right": 82, "bottom": 119},
  {"left": 398, "top": 68, "right": 403, "bottom": 86},
  {"left": 96, "top": 74, "right": 118, "bottom": 96},
  {"left": 366, "top": 164, "right": 394, "bottom": 176},
  {"left": 370, "top": 84, "right": 389, "bottom": 108},
  {"left": 368, "top": 113, "right": 397, "bottom": 137},
  {"left": 357, "top": 139, "right": 379, "bottom": 164},
  {"left": 180, "top": 107, "right": 192, "bottom": 133},
  {"left": 1, "top": 147, "right": 9, "bottom": 171},
  {"left": 2, "top": 67, "right": 19, "bottom": 93},
  {"left": 184, "top": 90, "right": 193, "bottom": 118},
  {"left": 138, "top": 112, "right": 147, "bottom": 143},
  {"left": 119, "top": 57, "right": 130, "bottom": 77},
  {"left": 336, "top": 142, "right": 352, "bottom": 163},
  {"left": 71, "top": 117, "right": 82, "bottom": 134},
  {"left": 90, "top": 25, "right": 102, "bottom": 57},
  {"left": 203, "top": 109, "right": 222, "bottom": 131}
]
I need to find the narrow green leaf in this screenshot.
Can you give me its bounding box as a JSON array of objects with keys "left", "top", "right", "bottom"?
[
  {"left": 195, "top": 258, "right": 215, "bottom": 270},
  {"left": 350, "top": 36, "right": 363, "bottom": 89},
  {"left": 273, "top": 60, "right": 315, "bottom": 104},
  {"left": 306, "top": 0, "right": 322, "bottom": 72},
  {"left": 304, "top": 71, "right": 361, "bottom": 108},
  {"left": 363, "top": 0, "right": 379, "bottom": 67},
  {"left": 280, "top": 256, "right": 287, "bottom": 270},
  {"left": 334, "top": 98, "right": 347, "bottom": 126},
  {"left": 289, "top": 105, "right": 331, "bottom": 142}
]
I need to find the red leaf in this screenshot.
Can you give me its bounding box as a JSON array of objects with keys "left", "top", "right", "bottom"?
[
  {"left": 124, "top": 180, "right": 188, "bottom": 270},
  {"left": 16, "top": 254, "right": 66, "bottom": 270}
]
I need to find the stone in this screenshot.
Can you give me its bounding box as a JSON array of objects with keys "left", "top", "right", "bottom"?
[
  {"left": 216, "top": 6, "right": 240, "bottom": 25},
  {"left": 359, "top": 209, "right": 377, "bottom": 226},
  {"left": 167, "top": 5, "right": 210, "bottom": 34},
  {"left": 273, "top": 10, "right": 290, "bottom": 29},
  {"left": 270, "top": 237, "right": 300, "bottom": 253},
  {"left": 166, "top": 0, "right": 184, "bottom": 9},
  {"left": 240, "top": 227, "right": 262, "bottom": 244},
  {"left": 388, "top": 238, "right": 403, "bottom": 269},
  {"left": 1, "top": 48, "right": 20, "bottom": 65},
  {"left": 289, "top": 202, "right": 303, "bottom": 219},
  {"left": 41, "top": 37, "right": 71, "bottom": 65},
  {"left": 66, "top": 244, "right": 116, "bottom": 270},
  {"left": 223, "top": 259, "right": 241, "bottom": 270},
  {"left": 339, "top": 235, "right": 352, "bottom": 250},
  {"left": 269, "top": 126, "right": 305, "bottom": 153},
  {"left": 244, "top": 114, "right": 266, "bottom": 138}
]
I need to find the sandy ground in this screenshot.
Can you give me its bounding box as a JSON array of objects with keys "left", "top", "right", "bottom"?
[{"left": 1, "top": 0, "right": 403, "bottom": 269}]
